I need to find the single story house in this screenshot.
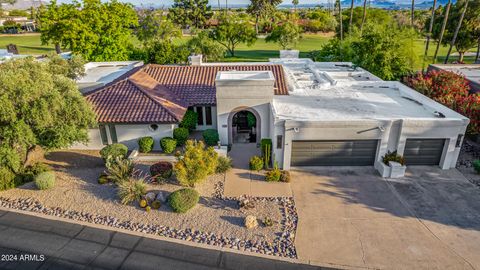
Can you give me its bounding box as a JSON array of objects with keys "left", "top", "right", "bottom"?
[
  {"left": 72, "top": 57, "right": 469, "bottom": 174},
  {"left": 429, "top": 64, "right": 480, "bottom": 94}
]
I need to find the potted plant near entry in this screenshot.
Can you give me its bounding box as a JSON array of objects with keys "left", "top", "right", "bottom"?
[{"left": 376, "top": 150, "right": 407, "bottom": 178}]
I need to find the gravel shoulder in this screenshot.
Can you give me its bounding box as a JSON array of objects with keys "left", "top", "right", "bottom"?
[{"left": 0, "top": 150, "right": 297, "bottom": 257}]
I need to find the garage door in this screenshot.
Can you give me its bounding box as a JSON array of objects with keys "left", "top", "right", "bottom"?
[
  {"left": 404, "top": 139, "right": 445, "bottom": 165},
  {"left": 291, "top": 140, "right": 378, "bottom": 166}
]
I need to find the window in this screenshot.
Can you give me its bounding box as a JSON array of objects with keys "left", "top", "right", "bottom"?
[
  {"left": 99, "top": 125, "right": 108, "bottom": 145},
  {"left": 109, "top": 125, "right": 118, "bottom": 143},
  {"left": 196, "top": 106, "right": 204, "bottom": 125},
  {"left": 276, "top": 135, "right": 283, "bottom": 149},
  {"left": 150, "top": 124, "right": 159, "bottom": 131},
  {"left": 205, "top": 106, "right": 212, "bottom": 125}
]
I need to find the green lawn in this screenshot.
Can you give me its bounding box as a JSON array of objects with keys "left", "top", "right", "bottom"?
[{"left": 0, "top": 33, "right": 476, "bottom": 70}]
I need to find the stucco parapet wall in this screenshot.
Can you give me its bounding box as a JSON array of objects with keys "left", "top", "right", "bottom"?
[{"left": 284, "top": 119, "right": 390, "bottom": 129}]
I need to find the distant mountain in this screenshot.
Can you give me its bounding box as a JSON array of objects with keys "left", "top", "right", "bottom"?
[{"left": 1, "top": 0, "right": 45, "bottom": 10}]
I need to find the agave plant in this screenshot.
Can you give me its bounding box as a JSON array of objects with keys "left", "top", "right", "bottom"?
[
  {"left": 105, "top": 157, "right": 134, "bottom": 184},
  {"left": 117, "top": 177, "right": 147, "bottom": 205}
]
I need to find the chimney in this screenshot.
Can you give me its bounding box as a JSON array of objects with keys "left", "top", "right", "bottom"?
[{"left": 188, "top": 54, "right": 203, "bottom": 66}]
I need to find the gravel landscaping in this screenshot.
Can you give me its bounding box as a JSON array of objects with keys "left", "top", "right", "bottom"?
[
  {"left": 0, "top": 150, "right": 298, "bottom": 258},
  {"left": 456, "top": 139, "right": 480, "bottom": 187}
]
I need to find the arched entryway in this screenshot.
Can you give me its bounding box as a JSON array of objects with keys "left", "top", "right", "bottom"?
[{"left": 228, "top": 107, "right": 261, "bottom": 144}]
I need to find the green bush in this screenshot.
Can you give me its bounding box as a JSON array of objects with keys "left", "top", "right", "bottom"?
[
  {"left": 160, "top": 137, "right": 177, "bottom": 154},
  {"left": 202, "top": 129, "right": 219, "bottom": 146},
  {"left": 168, "top": 188, "right": 199, "bottom": 213},
  {"left": 0, "top": 167, "right": 16, "bottom": 191},
  {"left": 138, "top": 137, "right": 154, "bottom": 153},
  {"left": 174, "top": 140, "right": 218, "bottom": 187},
  {"left": 280, "top": 170, "right": 291, "bottom": 183},
  {"left": 100, "top": 143, "right": 128, "bottom": 162},
  {"left": 150, "top": 161, "right": 173, "bottom": 182},
  {"left": 249, "top": 156, "right": 263, "bottom": 171},
  {"left": 151, "top": 200, "right": 161, "bottom": 209},
  {"left": 35, "top": 171, "right": 56, "bottom": 190},
  {"left": 382, "top": 150, "right": 405, "bottom": 166},
  {"left": 105, "top": 157, "right": 134, "bottom": 184},
  {"left": 173, "top": 127, "right": 189, "bottom": 146},
  {"left": 261, "top": 138, "right": 272, "bottom": 168},
  {"left": 117, "top": 177, "right": 147, "bottom": 205},
  {"left": 16, "top": 163, "right": 51, "bottom": 183},
  {"left": 265, "top": 168, "right": 281, "bottom": 182},
  {"left": 98, "top": 173, "right": 109, "bottom": 184},
  {"left": 473, "top": 160, "right": 480, "bottom": 174},
  {"left": 216, "top": 156, "right": 232, "bottom": 174},
  {"left": 179, "top": 110, "right": 198, "bottom": 131}
]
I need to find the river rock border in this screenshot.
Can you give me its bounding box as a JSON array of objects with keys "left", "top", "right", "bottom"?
[{"left": 0, "top": 183, "right": 298, "bottom": 258}]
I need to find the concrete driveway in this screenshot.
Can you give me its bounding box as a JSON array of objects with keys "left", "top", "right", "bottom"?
[{"left": 291, "top": 166, "right": 480, "bottom": 270}]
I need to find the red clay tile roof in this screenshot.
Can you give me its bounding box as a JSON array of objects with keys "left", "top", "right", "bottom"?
[{"left": 85, "top": 63, "right": 288, "bottom": 124}]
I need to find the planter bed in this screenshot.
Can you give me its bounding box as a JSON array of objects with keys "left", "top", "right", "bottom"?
[{"left": 0, "top": 150, "right": 298, "bottom": 258}]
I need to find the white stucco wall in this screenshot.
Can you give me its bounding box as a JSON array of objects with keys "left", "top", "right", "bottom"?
[
  {"left": 115, "top": 124, "right": 175, "bottom": 150},
  {"left": 277, "top": 118, "right": 468, "bottom": 171},
  {"left": 70, "top": 124, "right": 175, "bottom": 150}
]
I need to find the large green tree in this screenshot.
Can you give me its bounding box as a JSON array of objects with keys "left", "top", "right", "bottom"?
[
  {"left": 0, "top": 57, "right": 96, "bottom": 177},
  {"left": 169, "top": 0, "right": 213, "bottom": 29},
  {"left": 430, "top": 0, "right": 480, "bottom": 62},
  {"left": 37, "top": 0, "right": 138, "bottom": 61},
  {"left": 187, "top": 30, "right": 225, "bottom": 62},
  {"left": 247, "top": 0, "right": 282, "bottom": 34},
  {"left": 209, "top": 15, "right": 257, "bottom": 57},
  {"left": 266, "top": 20, "right": 302, "bottom": 50},
  {"left": 136, "top": 8, "right": 181, "bottom": 44}
]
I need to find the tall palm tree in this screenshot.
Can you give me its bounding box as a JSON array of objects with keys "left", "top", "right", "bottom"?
[
  {"left": 349, "top": 0, "right": 354, "bottom": 33},
  {"left": 444, "top": 0, "right": 469, "bottom": 64},
  {"left": 423, "top": 0, "right": 437, "bottom": 70},
  {"left": 411, "top": 0, "right": 415, "bottom": 26},
  {"left": 433, "top": 0, "right": 451, "bottom": 63},
  {"left": 338, "top": 0, "right": 343, "bottom": 40},
  {"left": 476, "top": 37, "right": 480, "bottom": 63},
  {"left": 360, "top": 0, "right": 367, "bottom": 33}
]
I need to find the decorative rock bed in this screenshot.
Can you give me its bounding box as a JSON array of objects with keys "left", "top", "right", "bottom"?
[
  {"left": 0, "top": 194, "right": 298, "bottom": 258},
  {"left": 456, "top": 139, "right": 480, "bottom": 187}
]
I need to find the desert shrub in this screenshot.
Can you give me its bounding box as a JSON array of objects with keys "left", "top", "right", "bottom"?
[
  {"left": 179, "top": 110, "right": 198, "bottom": 131},
  {"left": 473, "top": 160, "right": 480, "bottom": 174},
  {"left": 249, "top": 156, "right": 263, "bottom": 171},
  {"left": 117, "top": 177, "right": 147, "bottom": 205},
  {"left": 35, "top": 171, "right": 56, "bottom": 190},
  {"left": 138, "top": 137, "right": 154, "bottom": 153},
  {"left": 98, "top": 173, "right": 109, "bottom": 184},
  {"left": 16, "top": 163, "right": 51, "bottom": 183},
  {"left": 100, "top": 144, "right": 128, "bottom": 162},
  {"left": 173, "top": 127, "right": 189, "bottom": 146},
  {"left": 265, "top": 168, "right": 281, "bottom": 182},
  {"left": 168, "top": 188, "right": 199, "bottom": 213},
  {"left": 151, "top": 200, "right": 161, "bottom": 209},
  {"left": 150, "top": 161, "right": 173, "bottom": 182},
  {"left": 382, "top": 150, "right": 405, "bottom": 166},
  {"left": 105, "top": 157, "right": 134, "bottom": 183},
  {"left": 174, "top": 140, "right": 218, "bottom": 187},
  {"left": 261, "top": 138, "right": 272, "bottom": 168},
  {"left": 280, "top": 170, "right": 291, "bottom": 183},
  {"left": 216, "top": 156, "right": 232, "bottom": 174},
  {"left": 160, "top": 137, "right": 177, "bottom": 154},
  {"left": 456, "top": 94, "right": 480, "bottom": 135},
  {"left": 202, "top": 129, "right": 219, "bottom": 146},
  {"left": 0, "top": 167, "right": 16, "bottom": 191},
  {"left": 145, "top": 206, "right": 151, "bottom": 212},
  {"left": 139, "top": 199, "right": 147, "bottom": 208}
]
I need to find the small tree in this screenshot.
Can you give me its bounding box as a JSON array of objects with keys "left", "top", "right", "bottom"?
[
  {"left": 266, "top": 20, "right": 302, "bottom": 50},
  {"left": 187, "top": 30, "right": 225, "bottom": 62},
  {"left": 136, "top": 9, "right": 181, "bottom": 45},
  {"left": 169, "top": 0, "right": 213, "bottom": 29},
  {"left": 174, "top": 140, "right": 218, "bottom": 187},
  {"left": 209, "top": 15, "right": 257, "bottom": 57}
]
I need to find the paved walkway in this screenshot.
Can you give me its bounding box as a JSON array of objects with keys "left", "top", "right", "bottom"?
[
  {"left": 291, "top": 166, "right": 480, "bottom": 270},
  {"left": 0, "top": 209, "right": 328, "bottom": 270},
  {"left": 224, "top": 143, "right": 292, "bottom": 197}
]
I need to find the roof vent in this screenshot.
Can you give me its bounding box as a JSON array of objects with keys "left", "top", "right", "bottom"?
[{"left": 188, "top": 54, "right": 203, "bottom": 66}]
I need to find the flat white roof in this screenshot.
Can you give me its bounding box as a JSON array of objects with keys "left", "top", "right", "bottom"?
[
  {"left": 272, "top": 59, "right": 467, "bottom": 122},
  {"left": 77, "top": 61, "right": 143, "bottom": 93},
  {"left": 216, "top": 70, "right": 274, "bottom": 81}
]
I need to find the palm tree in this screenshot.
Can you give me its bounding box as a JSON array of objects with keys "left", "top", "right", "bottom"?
[
  {"left": 360, "top": 0, "right": 367, "bottom": 33},
  {"left": 411, "top": 0, "right": 415, "bottom": 26},
  {"left": 444, "top": 0, "right": 469, "bottom": 64},
  {"left": 433, "top": 0, "right": 451, "bottom": 63},
  {"left": 423, "top": 0, "right": 437, "bottom": 70},
  {"left": 338, "top": 0, "right": 343, "bottom": 40},
  {"left": 476, "top": 37, "right": 480, "bottom": 63},
  {"left": 349, "top": 0, "right": 354, "bottom": 33},
  {"left": 292, "top": 0, "right": 299, "bottom": 13}
]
